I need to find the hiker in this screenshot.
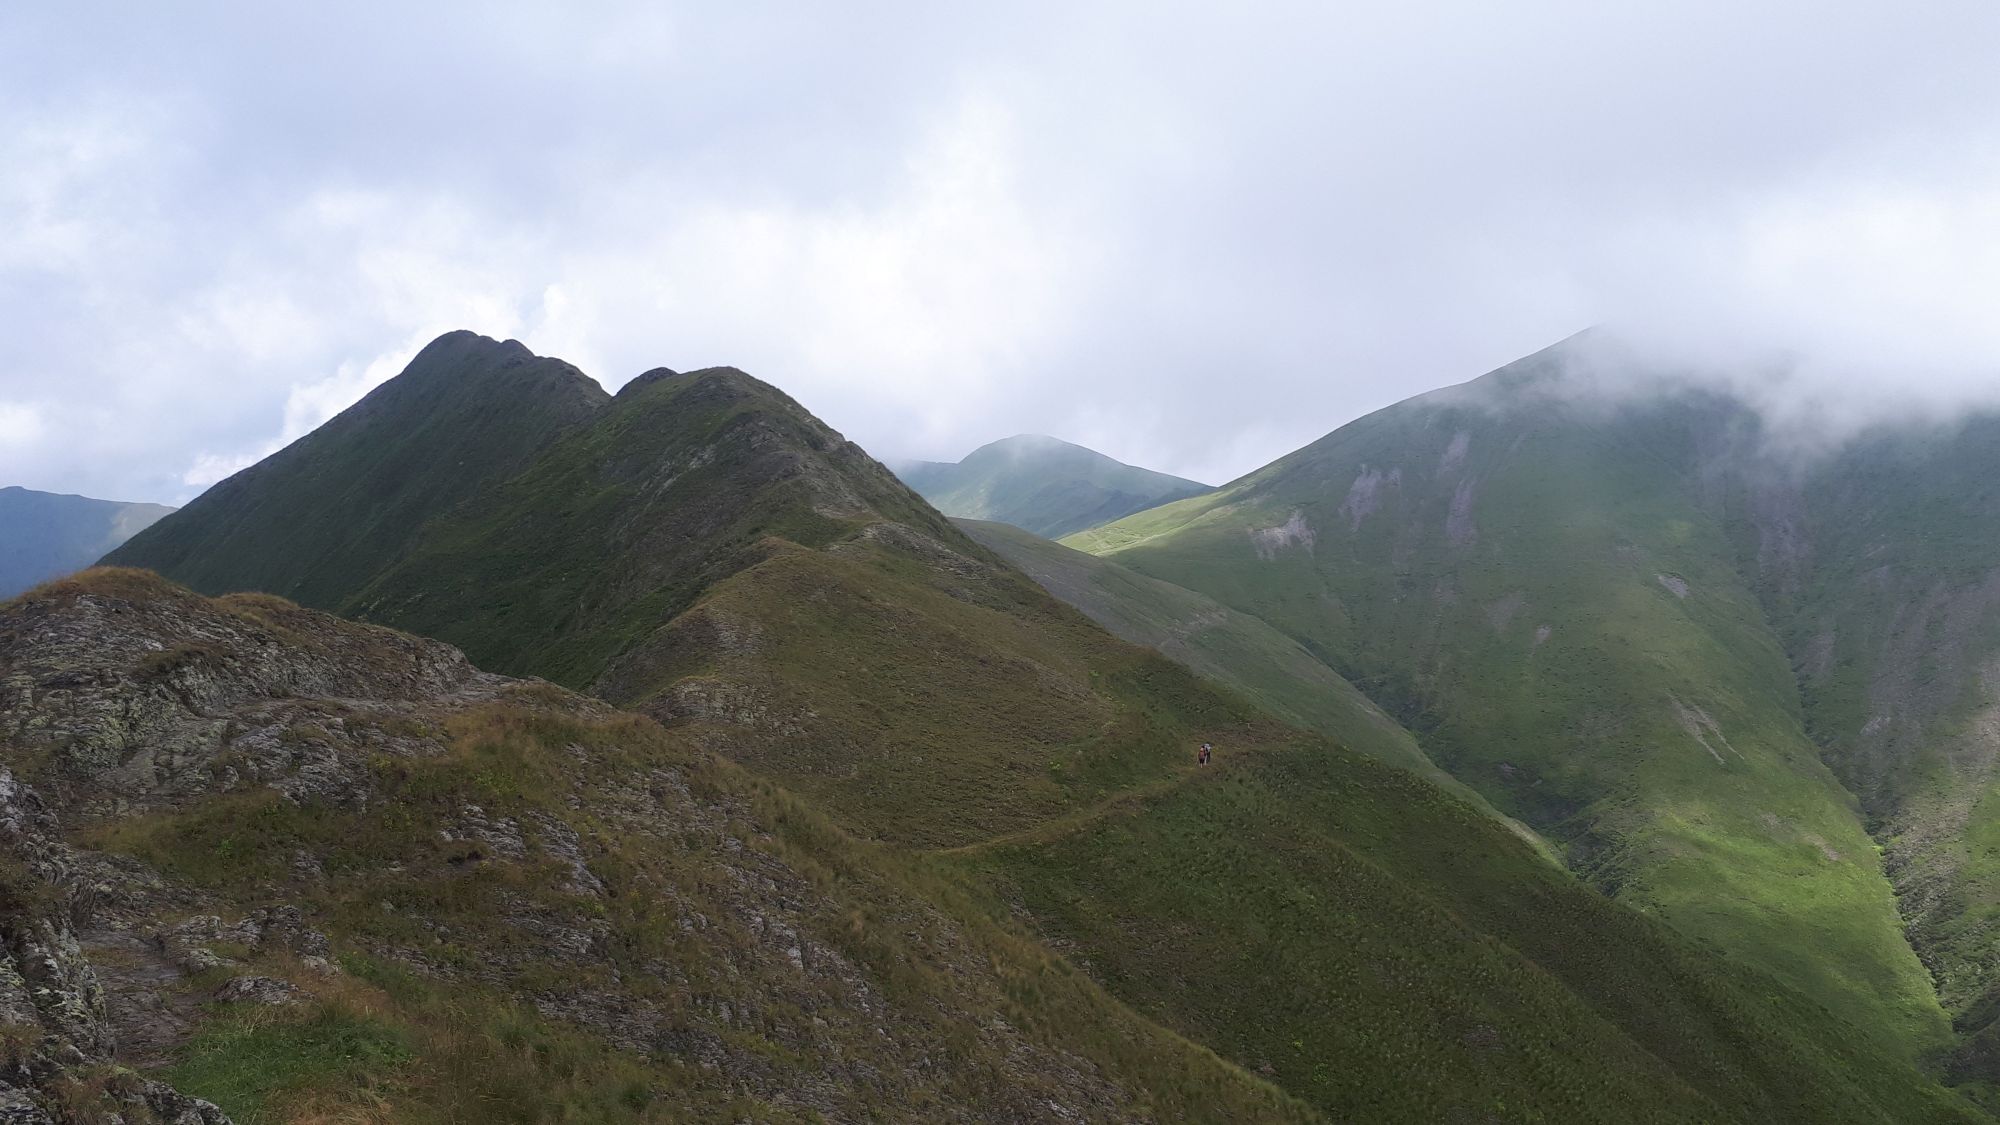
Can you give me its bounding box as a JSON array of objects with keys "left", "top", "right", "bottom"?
[{"left": 1198, "top": 742, "right": 1212, "bottom": 767}]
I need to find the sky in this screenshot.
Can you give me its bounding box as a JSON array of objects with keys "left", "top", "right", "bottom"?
[{"left": 5, "top": 2, "right": 2000, "bottom": 503}]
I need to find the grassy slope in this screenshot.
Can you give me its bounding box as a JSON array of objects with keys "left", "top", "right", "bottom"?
[
  {"left": 598, "top": 528, "right": 1293, "bottom": 850},
  {"left": 960, "top": 737, "right": 1982, "bottom": 1124},
  {"left": 1064, "top": 344, "right": 1953, "bottom": 1063},
  {"left": 81, "top": 337, "right": 1987, "bottom": 1118},
  {"left": 344, "top": 366, "right": 954, "bottom": 688},
  {"left": 443, "top": 507, "right": 1982, "bottom": 1121},
  {"left": 6, "top": 571, "right": 1311, "bottom": 1124},
  {"left": 897, "top": 434, "right": 1210, "bottom": 539},
  {"left": 1727, "top": 415, "right": 2000, "bottom": 1095},
  {"left": 956, "top": 516, "right": 1540, "bottom": 844},
  {"left": 0, "top": 486, "right": 175, "bottom": 597},
  {"left": 482, "top": 462, "right": 1980, "bottom": 1120},
  {"left": 105, "top": 331, "right": 610, "bottom": 607}
]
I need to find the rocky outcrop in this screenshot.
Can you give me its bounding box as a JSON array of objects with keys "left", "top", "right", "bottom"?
[
  {"left": 0, "top": 768, "right": 228, "bottom": 1124},
  {"left": 0, "top": 570, "right": 1279, "bottom": 1122}
]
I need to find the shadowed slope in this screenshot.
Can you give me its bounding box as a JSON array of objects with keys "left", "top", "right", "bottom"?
[
  {"left": 964, "top": 735, "right": 1985, "bottom": 1124},
  {"left": 105, "top": 331, "right": 610, "bottom": 606}
]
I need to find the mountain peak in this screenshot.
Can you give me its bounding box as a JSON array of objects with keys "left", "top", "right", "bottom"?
[
  {"left": 105, "top": 333, "right": 611, "bottom": 606},
  {"left": 898, "top": 434, "right": 1209, "bottom": 539}
]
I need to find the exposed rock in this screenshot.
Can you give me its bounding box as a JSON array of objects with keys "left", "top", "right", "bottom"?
[
  {"left": 1339, "top": 467, "right": 1399, "bottom": 531},
  {"left": 1445, "top": 477, "right": 1478, "bottom": 547},
  {"left": 1437, "top": 430, "right": 1471, "bottom": 476},
  {"left": 1669, "top": 695, "right": 1741, "bottom": 765},
  {"left": 1249, "top": 511, "right": 1315, "bottom": 560},
  {"left": 0, "top": 572, "right": 1206, "bottom": 1121},
  {"left": 0, "top": 768, "right": 229, "bottom": 1122},
  {"left": 213, "top": 975, "right": 304, "bottom": 1006},
  {"left": 1485, "top": 593, "right": 1524, "bottom": 632}
]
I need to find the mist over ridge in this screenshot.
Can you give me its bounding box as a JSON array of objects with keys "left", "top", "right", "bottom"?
[{"left": 7, "top": 2, "right": 2000, "bottom": 501}]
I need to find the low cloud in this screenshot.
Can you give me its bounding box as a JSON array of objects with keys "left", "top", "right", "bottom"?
[{"left": 4, "top": 2, "right": 1999, "bottom": 502}]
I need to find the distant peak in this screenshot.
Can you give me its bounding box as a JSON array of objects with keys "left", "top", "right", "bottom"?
[
  {"left": 415, "top": 328, "right": 520, "bottom": 356},
  {"left": 616, "top": 365, "right": 788, "bottom": 403},
  {"left": 968, "top": 434, "right": 1083, "bottom": 458}
]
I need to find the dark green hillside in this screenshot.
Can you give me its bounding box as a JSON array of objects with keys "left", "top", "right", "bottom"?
[
  {"left": 896, "top": 433, "right": 1209, "bottom": 538},
  {"left": 105, "top": 330, "right": 610, "bottom": 605},
  {"left": 1065, "top": 337, "right": 1953, "bottom": 1060},
  {"left": 345, "top": 365, "right": 955, "bottom": 691},
  {"left": 0, "top": 485, "right": 173, "bottom": 596},
  {"left": 964, "top": 737, "right": 1983, "bottom": 1124}
]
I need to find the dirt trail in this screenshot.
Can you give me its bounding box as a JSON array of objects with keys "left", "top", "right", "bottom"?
[{"left": 939, "top": 753, "right": 1248, "bottom": 858}]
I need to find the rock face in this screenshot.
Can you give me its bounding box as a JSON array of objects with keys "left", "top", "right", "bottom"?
[
  {"left": 0, "top": 570, "right": 1298, "bottom": 1122},
  {"left": 1, "top": 768, "right": 229, "bottom": 1123}
]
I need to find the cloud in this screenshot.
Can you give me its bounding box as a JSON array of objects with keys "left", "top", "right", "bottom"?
[
  {"left": 4, "top": 1, "right": 2000, "bottom": 502},
  {"left": 0, "top": 403, "right": 44, "bottom": 448}
]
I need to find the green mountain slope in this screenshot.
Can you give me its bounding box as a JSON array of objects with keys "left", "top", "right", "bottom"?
[
  {"left": 1064, "top": 337, "right": 1955, "bottom": 1064},
  {"left": 105, "top": 330, "right": 610, "bottom": 606},
  {"left": 960, "top": 735, "right": 1982, "bottom": 1124},
  {"left": 1715, "top": 414, "right": 2000, "bottom": 1096},
  {"left": 0, "top": 569, "right": 1312, "bottom": 1123},
  {"left": 0, "top": 485, "right": 174, "bottom": 596},
  {"left": 345, "top": 365, "right": 960, "bottom": 694},
  {"left": 896, "top": 433, "right": 1209, "bottom": 538},
  {"left": 955, "top": 515, "right": 1537, "bottom": 841},
  {"left": 94, "top": 331, "right": 1990, "bottom": 1119}
]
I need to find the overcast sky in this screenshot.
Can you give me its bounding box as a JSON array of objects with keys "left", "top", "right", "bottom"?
[{"left": 5, "top": 2, "right": 2000, "bottom": 503}]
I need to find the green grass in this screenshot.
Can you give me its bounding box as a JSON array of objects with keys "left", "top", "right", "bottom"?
[
  {"left": 37, "top": 582, "right": 1308, "bottom": 1124},
  {"left": 342, "top": 364, "right": 959, "bottom": 689},
  {"left": 1064, "top": 346, "right": 1955, "bottom": 1064},
  {"left": 964, "top": 737, "right": 1983, "bottom": 1122},
  {"left": 959, "top": 516, "right": 1548, "bottom": 850},
  {"left": 166, "top": 1009, "right": 411, "bottom": 1122},
  {"left": 1745, "top": 414, "right": 2000, "bottom": 1100}
]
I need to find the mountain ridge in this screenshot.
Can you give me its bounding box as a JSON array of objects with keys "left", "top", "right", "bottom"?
[
  {"left": 104, "top": 330, "right": 611, "bottom": 607},
  {"left": 0, "top": 485, "right": 175, "bottom": 597},
  {"left": 70, "top": 329, "right": 1998, "bottom": 1119}
]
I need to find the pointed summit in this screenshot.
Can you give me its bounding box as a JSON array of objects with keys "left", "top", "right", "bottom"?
[{"left": 105, "top": 331, "right": 610, "bottom": 605}]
